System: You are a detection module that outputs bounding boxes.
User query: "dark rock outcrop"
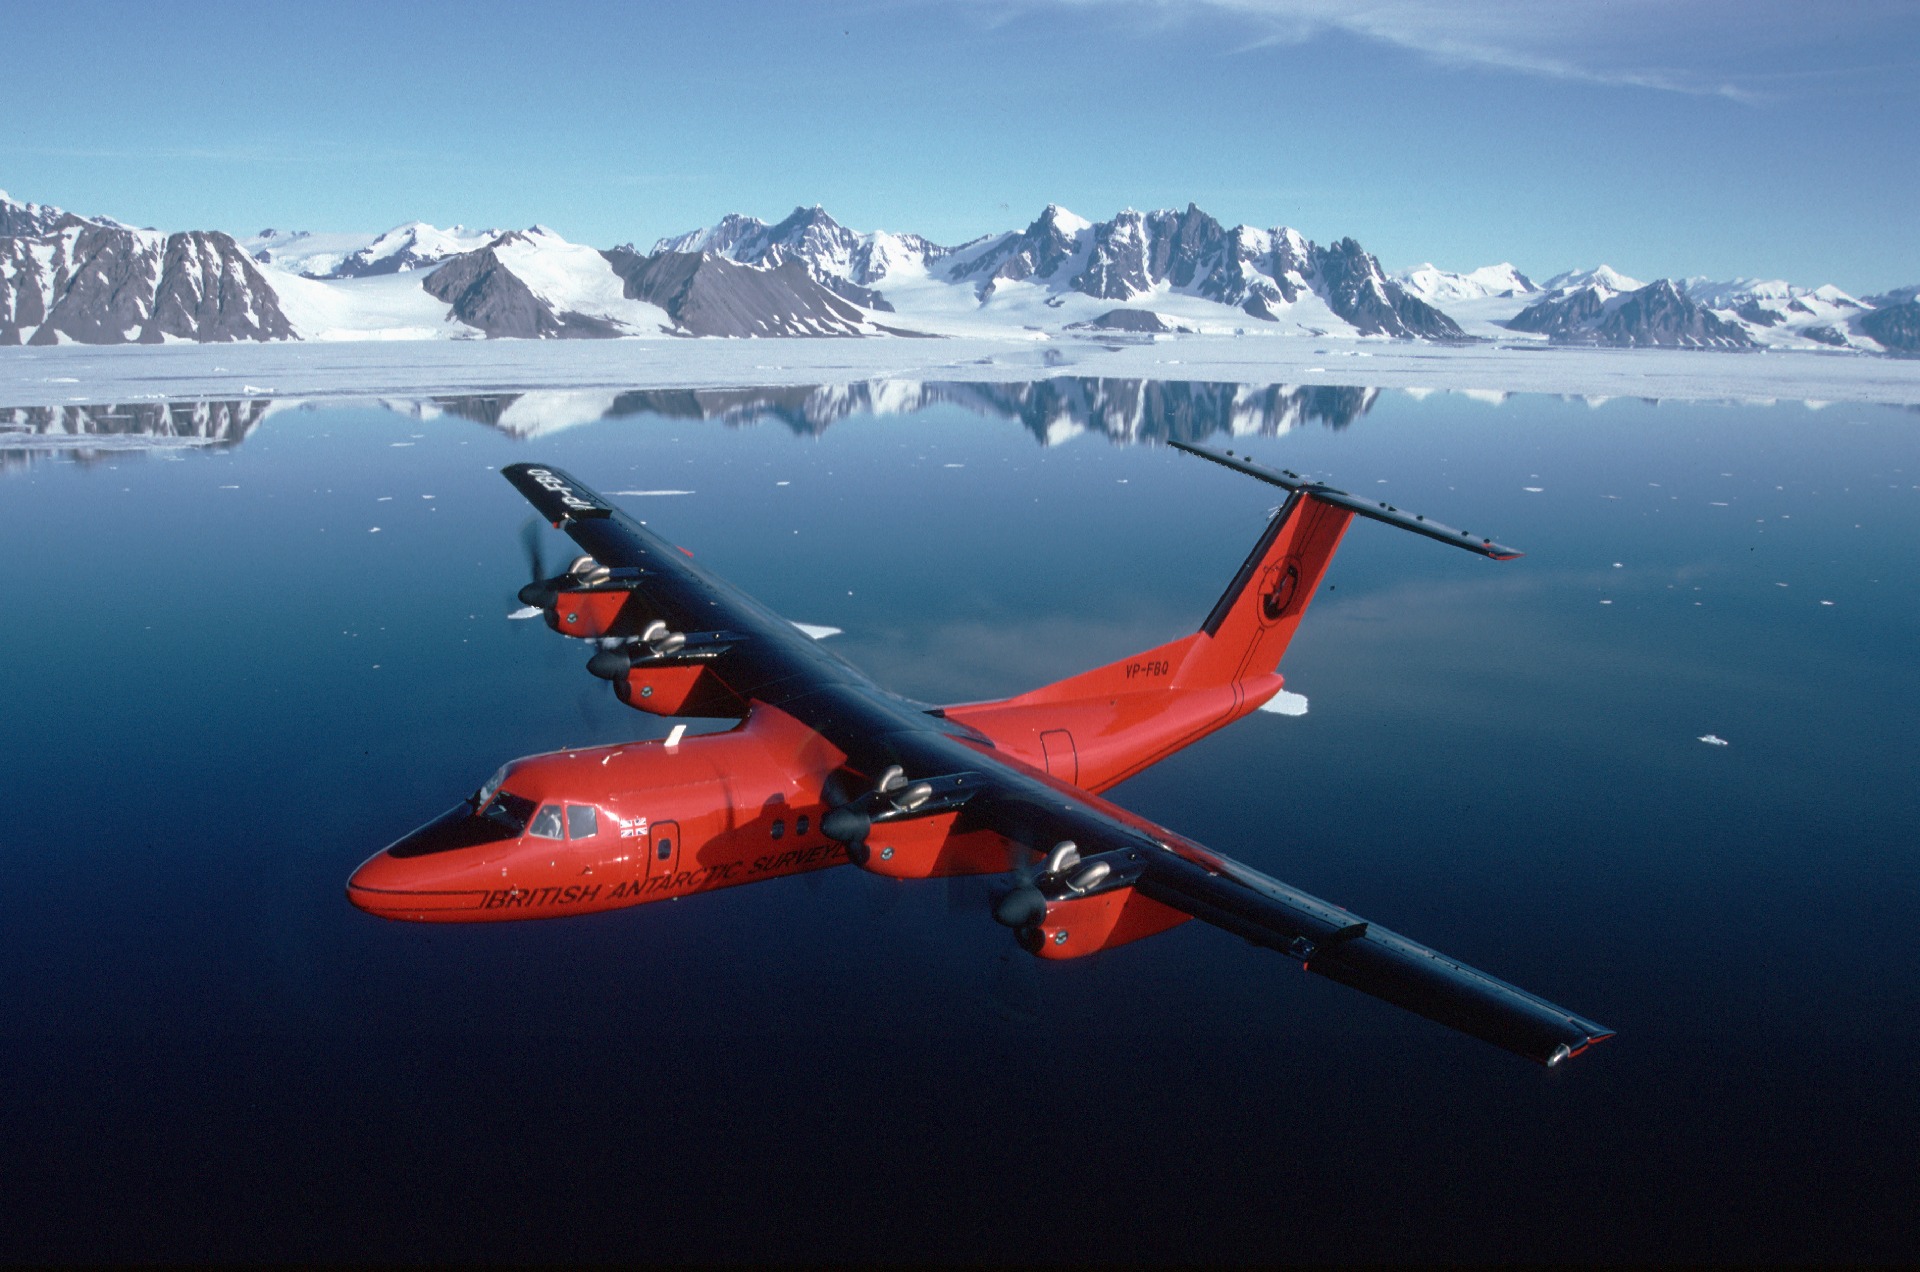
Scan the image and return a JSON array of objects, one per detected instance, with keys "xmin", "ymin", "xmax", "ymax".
[
  {"xmin": 1312, "ymin": 238, "xmax": 1465, "ymax": 339},
  {"xmin": 2, "ymin": 221, "xmax": 294, "ymax": 345},
  {"xmin": 23, "ymin": 224, "xmax": 165, "ymax": 344},
  {"xmin": 603, "ymin": 249, "xmax": 874, "ymax": 337},
  {"xmin": 423, "ymin": 234, "xmax": 624, "ymax": 339},
  {"xmin": 144, "ymin": 232, "xmax": 294, "ymax": 342},
  {"xmin": 1067, "ymin": 308, "xmax": 1186, "ymax": 333},
  {"xmin": 948, "ymin": 205, "xmax": 1086, "ymax": 297},
  {"xmin": 1507, "ymin": 285, "xmax": 1610, "ymax": 338},
  {"xmin": 1509, "ymin": 279, "xmax": 1754, "ymax": 348},
  {"xmin": 1593, "ymin": 280, "xmax": 1754, "ymax": 348},
  {"xmin": 0, "ymin": 192, "xmax": 87, "ymax": 238},
  {"xmin": 1861, "ymin": 301, "xmax": 1920, "ymax": 353},
  {"xmin": 938, "ymin": 204, "xmax": 1459, "ymax": 336},
  {"xmin": 652, "ymin": 205, "xmax": 941, "ymax": 306}
]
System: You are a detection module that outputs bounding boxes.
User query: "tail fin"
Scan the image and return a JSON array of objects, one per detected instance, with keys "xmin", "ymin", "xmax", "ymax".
[
  {"xmin": 941, "ymin": 444, "xmax": 1519, "ymax": 791},
  {"xmin": 1168, "ymin": 441, "xmax": 1521, "ymax": 691},
  {"xmin": 1173, "ymin": 487, "xmax": 1352, "ymax": 691}
]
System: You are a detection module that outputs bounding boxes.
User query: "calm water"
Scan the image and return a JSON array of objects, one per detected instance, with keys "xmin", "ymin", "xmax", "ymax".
[{"xmin": 2, "ymin": 382, "xmax": 1915, "ymax": 1261}]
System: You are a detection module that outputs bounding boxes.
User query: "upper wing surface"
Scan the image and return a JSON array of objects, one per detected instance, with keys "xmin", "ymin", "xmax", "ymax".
[{"xmin": 503, "ymin": 462, "xmax": 883, "ymax": 706}]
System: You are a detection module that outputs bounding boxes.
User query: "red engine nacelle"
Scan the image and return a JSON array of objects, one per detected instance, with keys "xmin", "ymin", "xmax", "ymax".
[
  {"xmin": 613, "ymin": 663, "xmax": 746, "ymax": 718},
  {"xmin": 549, "ymin": 588, "xmax": 633, "ymax": 640},
  {"xmin": 854, "ymin": 812, "xmax": 1023, "ymax": 879},
  {"xmin": 1021, "ymin": 886, "xmax": 1190, "ymax": 960}
]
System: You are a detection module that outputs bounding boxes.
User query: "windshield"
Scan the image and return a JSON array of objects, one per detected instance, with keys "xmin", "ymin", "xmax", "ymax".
[
  {"xmin": 479, "ymin": 790, "xmax": 537, "ymax": 838},
  {"xmin": 475, "ymin": 764, "xmax": 510, "ymax": 806}
]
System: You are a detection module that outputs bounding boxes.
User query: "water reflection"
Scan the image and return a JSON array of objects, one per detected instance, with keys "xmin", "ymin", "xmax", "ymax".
[
  {"xmin": 2, "ymin": 399, "xmax": 273, "ymax": 469},
  {"xmin": 447, "ymin": 380, "xmax": 1380, "ymax": 443},
  {"xmin": 2, "ymin": 378, "xmax": 1379, "ymax": 467}
]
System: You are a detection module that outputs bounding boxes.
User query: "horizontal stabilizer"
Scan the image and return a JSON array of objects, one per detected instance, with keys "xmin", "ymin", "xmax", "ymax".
[{"xmin": 1170, "ymin": 441, "xmax": 1522, "ymax": 560}]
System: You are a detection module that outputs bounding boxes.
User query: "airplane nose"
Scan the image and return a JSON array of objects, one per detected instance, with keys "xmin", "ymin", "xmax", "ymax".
[{"xmin": 347, "ymin": 805, "xmax": 498, "ymax": 920}]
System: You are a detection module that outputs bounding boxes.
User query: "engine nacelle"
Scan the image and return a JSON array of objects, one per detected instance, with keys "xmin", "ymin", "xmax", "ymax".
[
  {"xmin": 855, "ymin": 812, "xmax": 1022, "ymax": 879},
  {"xmin": 550, "ymin": 588, "xmax": 634, "ymax": 640},
  {"xmin": 1019, "ymin": 885, "xmax": 1190, "ymax": 959},
  {"xmin": 613, "ymin": 663, "xmax": 745, "ymax": 718}
]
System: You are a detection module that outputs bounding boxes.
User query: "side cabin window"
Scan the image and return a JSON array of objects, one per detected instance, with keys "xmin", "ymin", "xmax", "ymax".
[
  {"xmin": 770, "ymin": 818, "xmax": 785, "ymax": 840},
  {"xmin": 527, "ymin": 804, "xmax": 565, "ymax": 841},
  {"xmin": 566, "ymin": 805, "xmax": 598, "ymax": 840}
]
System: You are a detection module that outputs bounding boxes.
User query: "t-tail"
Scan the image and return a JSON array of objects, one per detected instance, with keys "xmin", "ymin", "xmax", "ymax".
[{"xmin": 943, "ymin": 443, "xmax": 1521, "ymax": 791}]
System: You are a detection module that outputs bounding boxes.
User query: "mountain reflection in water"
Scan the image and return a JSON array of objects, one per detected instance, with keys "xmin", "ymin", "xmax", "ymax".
[{"xmin": 1, "ymin": 378, "xmax": 1379, "ymax": 468}]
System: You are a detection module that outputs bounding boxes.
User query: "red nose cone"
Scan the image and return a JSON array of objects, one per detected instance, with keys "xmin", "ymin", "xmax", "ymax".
[
  {"xmin": 348, "ymin": 850, "xmax": 494, "ymax": 920},
  {"xmin": 348, "ymin": 804, "xmax": 503, "ymax": 921}
]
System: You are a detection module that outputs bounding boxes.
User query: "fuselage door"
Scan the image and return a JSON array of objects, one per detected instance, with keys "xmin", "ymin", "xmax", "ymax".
[
  {"xmin": 648, "ymin": 820, "xmax": 681, "ymax": 880},
  {"xmin": 1040, "ymin": 730, "xmax": 1078, "ymax": 785}
]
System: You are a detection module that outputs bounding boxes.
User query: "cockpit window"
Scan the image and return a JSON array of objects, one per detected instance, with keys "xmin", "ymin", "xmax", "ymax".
[
  {"xmin": 566, "ymin": 805, "xmax": 599, "ymax": 839},
  {"xmin": 476, "ymin": 764, "xmax": 510, "ymax": 807},
  {"xmin": 479, "ymin": 790, "xmax": 536, "ymax": 838},
  {"xmin": 527, "ymin": 804, "xmax": 565, "ymax": 841}
]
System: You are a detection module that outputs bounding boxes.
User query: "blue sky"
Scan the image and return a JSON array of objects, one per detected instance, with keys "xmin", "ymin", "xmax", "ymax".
[{"xmin": 6, "ymin": 0, "xmax": 1917, "ymax": 292}]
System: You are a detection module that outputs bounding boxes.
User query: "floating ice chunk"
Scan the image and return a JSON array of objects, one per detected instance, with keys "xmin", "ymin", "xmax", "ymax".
[
  {"xmin": 1821, "ymin": 600, "xmax": 1835, "ymax": 606},
  {"xmin": 1260, "ymin": 690, "xmax": 1309, "ymax": 716},
  {"xmin": 1698, "ymin": 734, "xmax": 1729, "ymax": 746},
  {"xmin": 792, "ymin": 623, "xmax": 842, "ymax": 640},
  {"xmin": 508, "ymin": 606, "xmax": 544, "ymax": 620},
  {"xmin": 218, "ymin": 484, "xmax": 239, "ymax": 489},
  {"xmin": 943, "ymin": 463, "xmax": 964, "ymax": 469},
  {"xmin": 1524, "ymin": 486, "xmax": 1544, "ymax": 493},
  {"xmin": 1612, "ymin": 562, "xmax": 1623, "ymax": 568},
  {"xmin": 390, "ymin": 442, "xmax": 413, "ymax": 447},
  {"xmin": 369, "ymin": 527, "xmax": 381, "ymax": 533}
]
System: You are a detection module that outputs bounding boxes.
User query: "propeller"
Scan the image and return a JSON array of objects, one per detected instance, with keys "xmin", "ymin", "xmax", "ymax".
[
  {"xmin": 516, "ymin": 519, "xmax": 556, "ymax": 610},
  {"xmin": 585, "ymin": 619, "xmax": 690, "ymax": 680},
  {"xmin": 821, "ymin": 764, "xmax": 942, "ymax": 865},
  {"xmin": 819, "ymin": 765, "xmax": 897, "ymax": 865},
  {"xmin": 991, "ymin": 840, "xmax": 1075, "ymax": 931}
]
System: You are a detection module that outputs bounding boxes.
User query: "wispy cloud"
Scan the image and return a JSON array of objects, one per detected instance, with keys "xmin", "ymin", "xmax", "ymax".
[
  {"xmin": 0, "ymin": 142, "xmax": 426, "ymax": 165},
  {"xmin": 992, "ymin": 0, "xmax": 1918, "ymax": 103}
]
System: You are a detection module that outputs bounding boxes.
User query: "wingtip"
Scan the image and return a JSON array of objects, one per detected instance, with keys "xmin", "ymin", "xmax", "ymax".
[{"xmin": 1545, "ymin": 1030, "xmax": 1615, "ymax": 1067}]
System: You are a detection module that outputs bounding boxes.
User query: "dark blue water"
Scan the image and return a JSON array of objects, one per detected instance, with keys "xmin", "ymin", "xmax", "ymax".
[{"xmin": 3, "ymin": 385, "xmax": 1915, "ymax": 1261}]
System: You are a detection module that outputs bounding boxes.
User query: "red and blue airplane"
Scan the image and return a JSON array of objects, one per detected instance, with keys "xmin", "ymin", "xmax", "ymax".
[{"xmin": 349, "ymin": 442, "xmax": 1611, "ymax": 1066}]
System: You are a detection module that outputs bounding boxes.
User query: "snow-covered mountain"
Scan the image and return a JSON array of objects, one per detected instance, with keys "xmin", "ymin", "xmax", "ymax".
[
  {"xmin": 244, "ymin": 222, "xmax": 502, "ymax": 278},
  {"xmin": 2, "ymin": 217, "xmax": 293, "ymax": 345},
  {"xmin": 1860, "ymin": 301, "xmax": 1920, "ymax": 353},
  {"xmin": 1394, "ymin": 262, "xmax": 1537, "ymax": 304},
  {"xmin": 653, "ymin": 203, "xmax": 1463, "ymax": 338},
  {"xmin": 1865, "ymin": 284, "xmax": 1920, "ymax": 308},
  {"xmin": 602, "ymin": 247, "xmax": 904, "ymax": 337},
  {"xmin": 651, "ymin": 205, "xmax": 943, "ymax": 309},
  {"xmin": 1508, "ymin": 278, "xmax": 1754, "ymax": 349},
  {"xmin": 0, "ymin": 190, "xmax": 93, "ymax": 238},
  {"xmin": 4, "ymin": 187, "xmax": 1916, "ymax": 352}
]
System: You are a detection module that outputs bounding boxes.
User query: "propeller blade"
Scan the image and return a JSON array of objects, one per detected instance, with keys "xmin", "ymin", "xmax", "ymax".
[{"xmin": 520, "ymin": 518, "xmax": 549, "ymax": 584}]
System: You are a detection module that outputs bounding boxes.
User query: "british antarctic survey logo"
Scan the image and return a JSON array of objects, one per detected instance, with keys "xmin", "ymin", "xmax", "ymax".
[{"xmin": 1261, "ymin": 561, "xmax": 1301, "ymax": 623}]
